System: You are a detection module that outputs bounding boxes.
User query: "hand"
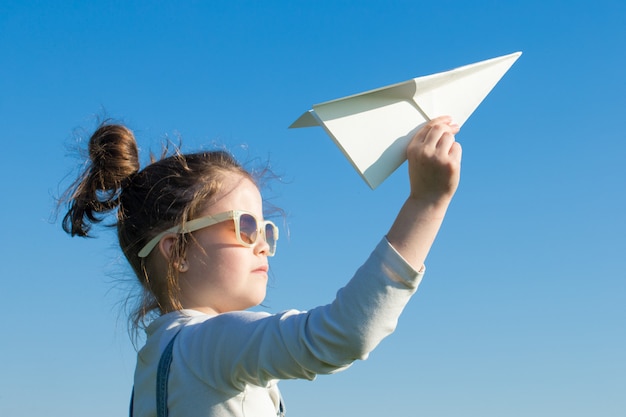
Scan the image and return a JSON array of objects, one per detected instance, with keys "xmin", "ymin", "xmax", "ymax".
[{"xmin": 406, "ymin": 116, "xmax": 462, "ymax": 202}]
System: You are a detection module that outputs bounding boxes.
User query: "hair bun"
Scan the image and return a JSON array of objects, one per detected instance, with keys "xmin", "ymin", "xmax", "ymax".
[
  {"xmin": 88, "ymin": 124, "xmax": 140, "ymax": 189},
  {"xmin": 61, "ymin": 122, "xmax": 141, "ymax": 237}
]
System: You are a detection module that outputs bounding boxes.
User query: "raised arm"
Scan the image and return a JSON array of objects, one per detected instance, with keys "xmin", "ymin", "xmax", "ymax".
[{"xmin": 386, "ymin": 116, "xmax": 462, "ymax": 269}]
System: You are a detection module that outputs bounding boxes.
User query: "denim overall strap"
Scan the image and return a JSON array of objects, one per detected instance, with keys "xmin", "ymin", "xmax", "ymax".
[
  {"xmin": 156, "ymin": 330, "xmax": 182, "ymax": 417},
  {"xmin": 278, "ymin": 394, "xmax": 285, "ymax": 417},
  {"xmin": 129, "ymin": 329, "xmax": 182, "ymax": 417}
]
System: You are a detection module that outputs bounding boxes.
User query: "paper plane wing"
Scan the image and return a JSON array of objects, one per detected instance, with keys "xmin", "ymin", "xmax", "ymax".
[{"xmin": 290, "ymin": 52, "xmax": 522, "ymax": 189}]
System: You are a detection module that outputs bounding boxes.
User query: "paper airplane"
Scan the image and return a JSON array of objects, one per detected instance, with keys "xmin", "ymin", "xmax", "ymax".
[{"xmin": 290, "ymin": 52, "xmax": 522, "ymax": 189}]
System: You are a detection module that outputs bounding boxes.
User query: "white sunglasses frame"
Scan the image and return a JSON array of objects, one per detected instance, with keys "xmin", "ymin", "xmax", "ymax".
[{"xmin": 137, "ymin": 210, "xmax": 279, "ymax": 258}]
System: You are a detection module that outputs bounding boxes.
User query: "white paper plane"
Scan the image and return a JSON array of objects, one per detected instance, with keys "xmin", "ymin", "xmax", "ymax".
[{"xmin": 290, "ymin": 52, "xmax": 522, "ymax": 189}]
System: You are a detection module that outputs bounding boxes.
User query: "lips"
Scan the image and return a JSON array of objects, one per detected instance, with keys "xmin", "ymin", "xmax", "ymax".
[{"xmin": 253, "ymin": 265, "xmax": 269, "ymax": 274}]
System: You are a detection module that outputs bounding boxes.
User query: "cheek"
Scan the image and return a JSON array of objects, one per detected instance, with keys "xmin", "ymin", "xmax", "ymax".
[{"xmin": 188, "ymin": 244, "xmax": 247, "ymax": 280}]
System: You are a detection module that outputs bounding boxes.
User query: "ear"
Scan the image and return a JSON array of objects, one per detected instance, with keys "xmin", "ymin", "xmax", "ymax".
[
  {"xmin": 158, "ymin": 234, "xmax": 189, "ymax": 273},
  {"xmin": 157, "ymin": 234, "xmax": 178, "ymax": 261}
]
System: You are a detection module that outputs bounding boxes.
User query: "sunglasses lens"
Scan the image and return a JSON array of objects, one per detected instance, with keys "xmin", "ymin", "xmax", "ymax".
[
  {"xmin": 238, "ymin": 213, "xmax": 278, "ymax": 255},
  {"xmin": 264, "ymin": 223, "xmax": 277, "ymax": 255},
  {"xmin": 238, "ymin": 213, "xmax": 258, "ymax": 245}
]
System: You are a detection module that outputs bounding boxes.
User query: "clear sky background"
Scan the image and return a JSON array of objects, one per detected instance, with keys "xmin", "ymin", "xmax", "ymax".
[{"xmin": 1, "ymin": 1, "xmax": 625, "ymax": 416}]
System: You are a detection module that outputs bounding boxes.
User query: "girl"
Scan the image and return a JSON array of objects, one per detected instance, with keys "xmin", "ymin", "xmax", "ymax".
[{"xmin": 61, "ymin": 116, "xmax": 461, "ymax": 416}]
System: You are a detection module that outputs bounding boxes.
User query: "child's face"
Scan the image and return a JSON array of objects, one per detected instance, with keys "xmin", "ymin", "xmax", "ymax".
[{"xmin": 178, "ymin": 174, "xmax": 272, "ymax": 314}]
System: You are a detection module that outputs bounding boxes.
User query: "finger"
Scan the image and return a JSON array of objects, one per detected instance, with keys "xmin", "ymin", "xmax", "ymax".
[
  {"xmin": 427, "ymin": 115, "xmax": 453, "ymax": 125},
  {"xmin": 449, "ymin": 141, "xmax": 462, "ymax": 162},
  {"xmin": 422, "ymin": 122, "xmax": 457, "ymax": 147},
  {"xmin": 410, "ymin": 117, "xmax": 459, "ymax": 149},
  {"xmin": 436, "ymin": 131, "xmax": 457, "ymax": 155},
  {"xmin": 426, "ymin": 116, "xmax": 460, "ymax": 132}
]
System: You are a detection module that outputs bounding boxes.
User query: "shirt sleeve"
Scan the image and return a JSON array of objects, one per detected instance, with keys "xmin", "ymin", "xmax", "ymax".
[{"xmin": 176, "ymin": 237, "xmax": 425, "ymax": 392}]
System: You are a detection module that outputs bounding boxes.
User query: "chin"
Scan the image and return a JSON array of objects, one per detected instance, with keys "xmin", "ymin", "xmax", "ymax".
[{"xmin": 251, "ymin": 293, "xmax": 267, "ymax": 308}]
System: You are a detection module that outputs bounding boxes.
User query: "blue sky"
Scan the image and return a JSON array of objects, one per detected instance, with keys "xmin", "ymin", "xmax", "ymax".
[{"xmin": 1, "ymin": 1, "xmax": 624, "ymax": 416}]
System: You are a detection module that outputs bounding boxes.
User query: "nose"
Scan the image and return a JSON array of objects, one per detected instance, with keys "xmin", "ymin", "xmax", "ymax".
[{"xmin": 253, "ymin": 230, "xmax": 270, "ymax": 256}]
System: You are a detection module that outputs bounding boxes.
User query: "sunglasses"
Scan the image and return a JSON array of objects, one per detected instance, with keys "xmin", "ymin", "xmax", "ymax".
[{"xmin": 138, "ymin": 210, "xmax": 279, "ymax": 258}]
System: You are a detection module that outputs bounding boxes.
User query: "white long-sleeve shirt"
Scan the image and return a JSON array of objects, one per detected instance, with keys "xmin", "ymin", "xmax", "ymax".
[{"xmin": 132, "ymin": 238, "xmax": 424, "ymax": 417}]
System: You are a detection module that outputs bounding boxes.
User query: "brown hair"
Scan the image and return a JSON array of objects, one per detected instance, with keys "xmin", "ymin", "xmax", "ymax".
[{"xmin": 61, "ymin": 122, "xmax": 254, "ymax": 331}]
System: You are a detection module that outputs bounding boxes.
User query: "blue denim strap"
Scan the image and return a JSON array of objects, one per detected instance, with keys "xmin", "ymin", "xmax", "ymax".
[
  {"xmin": 129, "ymin": 329, "xmax": 182, "ymax": 417},
  {"xmin": 156, "ymin": 330, "xmax": 182, "ymax": 417},
  {"xmin": 278, "ymin": 394, "xmax": 285, "ymax": 417}
]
